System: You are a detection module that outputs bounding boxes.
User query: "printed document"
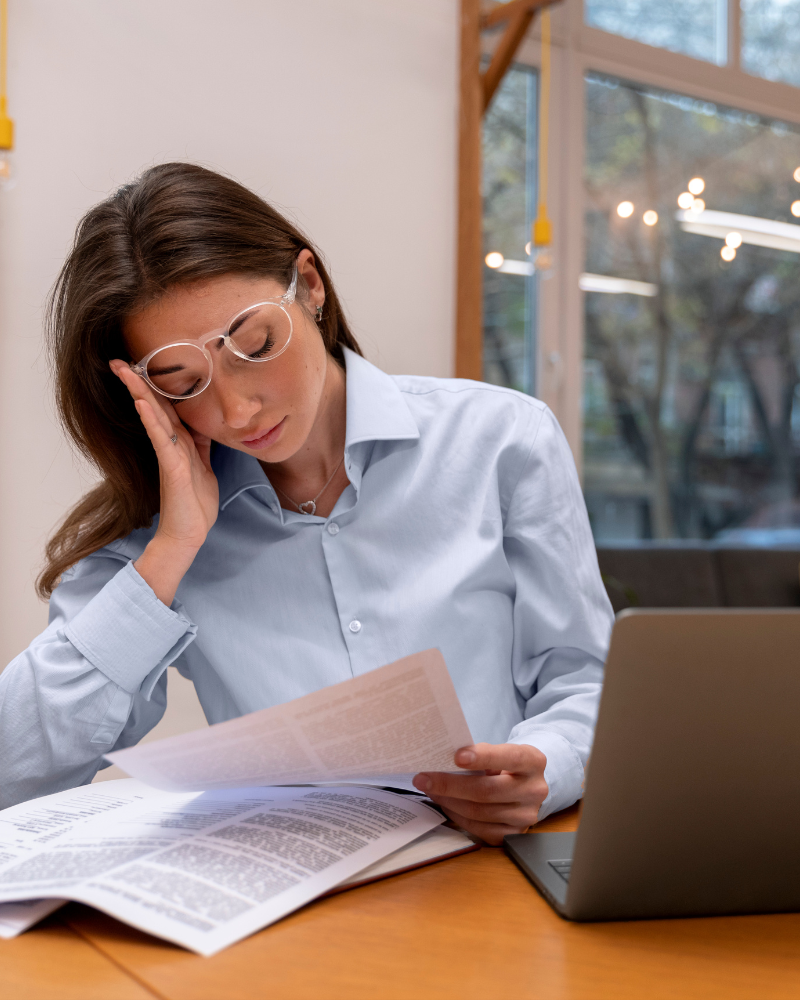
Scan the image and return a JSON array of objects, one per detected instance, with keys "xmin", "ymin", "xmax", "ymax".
[
  {"xmin": 0, "ymin": 782, "xmax": 443, "ymax": 955},
  {"xmin": 107, "ymin": 649, "xmax": 473, "ymax": 792}
]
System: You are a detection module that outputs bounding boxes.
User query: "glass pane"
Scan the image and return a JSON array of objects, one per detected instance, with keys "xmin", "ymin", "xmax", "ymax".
[
  {"xmin": 742, "ymin": 0, "xmax": 800, "ymax": 87},
  {"xmin": 482, "ymin": 66, "xmax": 537, "ymax": 394},
  {"xmin": 584, "ymin": 74, "xmax": 800, "ymax": 545},
  {"xmin": 585, "ymin": 0, "xmax": 726, "ymax": 65}
]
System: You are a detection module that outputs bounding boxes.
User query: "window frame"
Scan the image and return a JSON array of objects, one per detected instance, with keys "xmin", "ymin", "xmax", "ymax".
[{"xmin": 489, "ymin": 0, "xmax": 800, "ymax": 472}]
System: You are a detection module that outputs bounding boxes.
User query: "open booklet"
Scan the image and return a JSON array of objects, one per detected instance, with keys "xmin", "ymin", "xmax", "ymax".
[
  {"xmin": 0, "ymin": 650, "xmax": 478, "ymax": 955},
  {"xmin": 0, "ymin": 779, "xmax": 476, "ymax": 956}
]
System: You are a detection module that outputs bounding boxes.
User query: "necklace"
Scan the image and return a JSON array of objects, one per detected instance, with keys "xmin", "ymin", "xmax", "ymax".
[{"xmin": 273, "ymin": 456, "xmax": 345, "ymax": 516}]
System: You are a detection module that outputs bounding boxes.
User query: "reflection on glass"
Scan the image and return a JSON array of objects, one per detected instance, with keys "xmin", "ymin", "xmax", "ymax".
[
  {"xmin": 482, "ymin": 66, "xmax": 537, "ymax": 394},
  {"xmin": 584, "ymin": 0, "xmax": 727, "ymax": 64},
  {"xmin": 742, "ymin": 0, "xmax": 800, "ymax": 87},
  {"xmin": 584, "ymin": 74, "xmax": 800, "ymax": 544}
]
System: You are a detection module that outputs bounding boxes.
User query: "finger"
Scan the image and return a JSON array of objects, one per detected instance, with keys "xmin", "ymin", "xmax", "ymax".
[
  {"xmin": 432, "ymin": 795, "xmax": 535, "ymax": 827},
  {"xmin": 438, "ymin": 806, "xmax": 530, "ymax": 848},
  {"xmin": 454, "ymin": 742, "xmax": 546, "ymax": 775},
  {"xmin": 111, "ymin": 361, "xmax": 181, "ymax": 431},
  {"xmin": 188, "ymin": 428, "xmax": 213, "ymax": 471},
  {"xmin": 413, "ymin": 770, "xmax": 522, "ymax": 804},
  {"xmin": 134, "ymin": 399, "xmax": 185, "ymax": 471}
]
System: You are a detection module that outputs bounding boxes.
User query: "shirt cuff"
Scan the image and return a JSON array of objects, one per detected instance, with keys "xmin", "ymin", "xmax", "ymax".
[
  {"xmin": 64, "ymin": 560, "xmax": 198, "ymax": 697},
  {"xmin": 507, "ymin": 729, "xmax": 585, "ymax": 821}
]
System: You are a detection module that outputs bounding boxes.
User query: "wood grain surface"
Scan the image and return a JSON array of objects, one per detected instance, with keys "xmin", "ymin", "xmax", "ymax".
[
  {"xmin": 6, "ymin": 802, "xmax": 800, "ymax": 1000},
  {"xmin": 0, "ymin": 915, "xmax": 158, "ymax": 999}
]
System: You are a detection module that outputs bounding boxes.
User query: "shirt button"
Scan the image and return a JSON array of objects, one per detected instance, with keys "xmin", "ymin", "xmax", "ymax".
[
  {"xmin": 327, "ymin": 522, "xmax": 340, "ymax": 535},
  {"xmin": 349, "ymin": 620, "xmax": 362, "ymax": 633}
]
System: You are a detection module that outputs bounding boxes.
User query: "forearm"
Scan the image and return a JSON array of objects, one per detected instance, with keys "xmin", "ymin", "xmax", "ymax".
[{"xmin": 0, "ymin": 559, "xmax": 198, "ymax": 808}]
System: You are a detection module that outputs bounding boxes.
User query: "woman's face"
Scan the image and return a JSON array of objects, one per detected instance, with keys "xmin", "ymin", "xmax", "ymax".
[{"xmin": 122, "ymin": 252, "xmax": 330, "ymax": 463}]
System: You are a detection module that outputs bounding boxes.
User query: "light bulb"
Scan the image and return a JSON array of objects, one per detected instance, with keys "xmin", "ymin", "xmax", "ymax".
[
  {"xmin": 677, "ymin": 191, "xmax": 694, "ymax": 209},
  {"xmin": 725, "ymin": 232, "xmax": 742, "ymax": 248},
  {"xmin": 532, "ymin": 246, "xmax": 555, "ymax": 277},
  {"xmin": 688, "ymin": 177, "xmax": 705, "ymax": 195},
  {"xmin": 0, "ymin": 149, "xmax": 15, "ymax": 191},
  {"xmin": 792, "ymin": 201, "xmax": 800, "ymax": 218},
  {"xmin": 525, "ymin": 242, "xmax": 532, "ymax": 256},
  {"xmin": 689, "ymin": 197, "xmax": 705, "ymax": 214},
  {"xmin": 643, "ymin": 210, "xmax": 658, "ymax": 226},
  {"xmin": 721, "ymin": 245, "xmax": 736, "ymax": 261},
  {"xmin": 485, "ymin": 252, "xmax": 504, "ymax": 269},
  {"xmin": 616, "ymin": 201, "xmax": 634, "ymax": 218},
  {"xmin": 794, "ymin": 166, "xmax": 800, "ymax": 183}
]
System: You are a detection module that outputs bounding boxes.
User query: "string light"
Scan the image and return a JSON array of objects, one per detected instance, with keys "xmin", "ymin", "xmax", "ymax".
[
  {"xmin": 0, "ymin": 0, "xmax": 15, "ymax": 191},
  {"xmin": 725, "ymin": 232, "xmax": 742, "ymax": 248},
  {"xmin": 689, "ymin": 197, "xmax": 705, "ymax": 214},
  {"xmin": 643, "ymin": 210, "xmax": 658, "ymax": 226},
  {"xmin": 792, "ymin": 201, "xmax": 800, "ymax": 218},
  {"xmin": 616, "ymin": 201, "xmax": 634, "ymax": 218},
  {"xmin": 485, "ymin": 252, "xmax": 504, "ymax": 269},
  {"xmin": 688, "ymin": 177, "xmax": 705, "ymax": 195},
  {"xmin": 677, "ymin": 192, "xmax": 694, "ymax": 209},
  {"xmin": 721, "ymin": 245, "xmax": 736, "ymax": 261},
  {"xmin": 794, "ymin": 167, "xmax": 800, "ymax": 183},
  {"xmin": 525, "ymin": 242, "xmax": 531, "ymax": 256}
]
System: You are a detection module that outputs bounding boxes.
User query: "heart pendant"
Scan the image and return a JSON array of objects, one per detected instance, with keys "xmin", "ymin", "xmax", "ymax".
[{"xmin": 298, "ymin": 500, "xmax": 317, "ymax": 515}]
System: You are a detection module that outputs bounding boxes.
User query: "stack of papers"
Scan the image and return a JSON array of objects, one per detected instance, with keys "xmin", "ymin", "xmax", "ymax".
[{"xmin": 0, "ymin": 649, "xmax": 477, "ymax": 955}]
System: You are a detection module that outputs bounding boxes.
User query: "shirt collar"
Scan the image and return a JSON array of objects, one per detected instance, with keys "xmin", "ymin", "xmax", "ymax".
[{"xmin": 216, "ymin": 347, "xmax": 419, "ymax": 511}]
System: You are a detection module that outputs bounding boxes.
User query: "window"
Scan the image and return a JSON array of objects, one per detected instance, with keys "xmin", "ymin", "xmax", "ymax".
[
  {"xmin": 742, "ymin": 0, "xmax": 800, "ymax": 87},
  {"xmin": 482, "ymin": 66, "xmax": 538, "ymax": 395},
  {"xmin": 583, "ymin": 73, "xmax": 800, "ymax": 541},
  {"xmin": 584, "ymin": 0, "xmax": 727, "ymax": 64}
]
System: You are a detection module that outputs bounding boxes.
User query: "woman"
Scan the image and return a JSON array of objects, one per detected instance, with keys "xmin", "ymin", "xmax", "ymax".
[{"xmin": 0, "ymin": 164, "xmax": 613, "ymax": 843}]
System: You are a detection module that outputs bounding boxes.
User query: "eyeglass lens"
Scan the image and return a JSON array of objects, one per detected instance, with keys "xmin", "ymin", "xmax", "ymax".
[{"xmin": 145, "ymin": 304, "xmax": 292, "ymax": 398}]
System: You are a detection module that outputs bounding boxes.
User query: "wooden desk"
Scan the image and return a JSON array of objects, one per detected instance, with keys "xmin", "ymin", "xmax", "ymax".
[{"xmin": 4, "ymin": 804, "xmax": 800, "ymax": 1000}]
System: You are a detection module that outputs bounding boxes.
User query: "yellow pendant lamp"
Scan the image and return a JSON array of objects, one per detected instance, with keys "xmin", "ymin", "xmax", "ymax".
[
  {"xmin": 532, "ymin": 8, "xmax": 553, "ymax": 273},
  {"xmin": 0, "ymin": 0, "xmax": 15, "ymax": 190}
]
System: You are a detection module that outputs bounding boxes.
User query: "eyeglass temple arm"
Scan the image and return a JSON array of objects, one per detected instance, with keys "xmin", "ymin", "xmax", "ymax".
[{"xmin": 282, "ymin": 262, "xmax": 299, "ymax": 304}]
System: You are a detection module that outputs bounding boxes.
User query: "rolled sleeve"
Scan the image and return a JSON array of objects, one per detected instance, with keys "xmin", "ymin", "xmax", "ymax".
[{"xmin": 64, "ymin": 560, "xmax": 197, "ymax": 695}]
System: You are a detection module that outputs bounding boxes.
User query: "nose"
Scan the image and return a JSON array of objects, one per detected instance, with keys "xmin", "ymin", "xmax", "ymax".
[{"xmin": 216, "ymin": 381, "xmax": 262, "ymax": 429}]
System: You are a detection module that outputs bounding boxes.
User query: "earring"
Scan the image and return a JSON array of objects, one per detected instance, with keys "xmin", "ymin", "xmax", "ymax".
[{"xmin": 315, "ymin": 305, "xmax": 324, "ymax": 323}]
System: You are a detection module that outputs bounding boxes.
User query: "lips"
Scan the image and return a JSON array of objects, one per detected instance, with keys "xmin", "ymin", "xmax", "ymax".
[{"xmin": 241, "ymin": 417, "xmax": 286, "ymax": 450}]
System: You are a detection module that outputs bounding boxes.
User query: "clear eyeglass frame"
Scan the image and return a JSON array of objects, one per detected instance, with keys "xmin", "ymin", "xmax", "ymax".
[{"xmin": 129, "ymin": 263, "xmax": 299, "ymax": 400}]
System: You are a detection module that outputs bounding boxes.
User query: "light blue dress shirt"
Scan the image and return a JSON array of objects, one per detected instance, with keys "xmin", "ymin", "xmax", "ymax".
[{"xmin": 0, "ymin": 349, "xmax": 614, "ymax": 815}]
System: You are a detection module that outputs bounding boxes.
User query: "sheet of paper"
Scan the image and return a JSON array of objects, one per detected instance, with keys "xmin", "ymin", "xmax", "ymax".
[
  {"xmin": 106, "ymin": 648, "xmax": 474, "ymax": 793},
  {"xmin": 0, "ymin": 779, "xmax": 176, "ymax": 937},
  {"xmin": 0, "ymin": 783, "xmax": 443, "ymax": 955}
]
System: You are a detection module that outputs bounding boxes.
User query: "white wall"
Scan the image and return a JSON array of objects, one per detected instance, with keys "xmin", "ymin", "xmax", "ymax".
[{"xmin": 0, "ymin": 0, "xmax": 458, "ymax": 673}]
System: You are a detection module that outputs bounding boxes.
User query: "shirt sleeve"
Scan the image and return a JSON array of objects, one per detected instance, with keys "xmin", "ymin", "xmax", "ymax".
[
  {"xmin": 503, "ymin": 406, "xmax": 614, "ymax": 820},
  {"xmin": 0, "ymin": 549, "xmax": 198, "ymax": 809}
]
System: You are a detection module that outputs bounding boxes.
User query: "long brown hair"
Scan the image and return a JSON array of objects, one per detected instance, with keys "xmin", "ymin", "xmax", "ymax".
[{"xmin": 38, "ymin": 162, "xmax": 362, "ymax": 598}]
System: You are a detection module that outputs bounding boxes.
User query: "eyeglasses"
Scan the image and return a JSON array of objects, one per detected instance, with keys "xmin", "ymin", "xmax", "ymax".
[{"xmin": 129, "ymin": 264, "xmax": 298, "ymax": 400}]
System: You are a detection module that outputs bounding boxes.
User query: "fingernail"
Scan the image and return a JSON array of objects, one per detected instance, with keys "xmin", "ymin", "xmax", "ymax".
[
  {"xmin": 413, "ymin": 776, "xmax": 432, "ymax": 793},
  {"xmin": 457, "ymin": 749, "xmax": 476, "ymax": 766}
]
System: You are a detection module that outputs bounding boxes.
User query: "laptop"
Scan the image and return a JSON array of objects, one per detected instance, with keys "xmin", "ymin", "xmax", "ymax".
[{"xmin": 504, "ymin": 608, "xmax": 800, "ymax": 921}]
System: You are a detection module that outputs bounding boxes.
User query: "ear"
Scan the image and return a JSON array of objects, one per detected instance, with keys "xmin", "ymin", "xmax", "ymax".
[{"xmin": 296, "ymin": 249, "xmax": 325, "ymax": 309}]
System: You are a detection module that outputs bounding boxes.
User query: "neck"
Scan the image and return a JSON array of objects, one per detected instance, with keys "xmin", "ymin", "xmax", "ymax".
[{"xmin": 261, "ymin": 354, "xmax": 347, "ymax": 490}]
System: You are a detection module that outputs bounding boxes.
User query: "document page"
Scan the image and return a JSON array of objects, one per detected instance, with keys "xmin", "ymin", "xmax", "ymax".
[
  {"xmin": 107, "ymin": 649, "xmax": 474, "ymax": 793},
  {"xmin": 0, "ymin": 783, "xmax": 443, "ymax": 956},
  {"xmin": 0, "ymin": 779, "xmax": 176, "ymax": 938}
]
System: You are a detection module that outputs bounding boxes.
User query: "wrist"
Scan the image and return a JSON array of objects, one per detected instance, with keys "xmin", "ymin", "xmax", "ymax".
[{"xmin": 134, "ymin": 536, "xmax": 200, "ymax": 606}]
